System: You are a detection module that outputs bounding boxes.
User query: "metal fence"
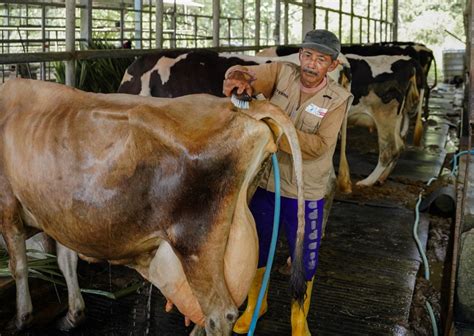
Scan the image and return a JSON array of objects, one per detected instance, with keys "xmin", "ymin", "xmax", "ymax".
[{"xmin": 0, "ymin": 0, "xmax": 396, "ymax": 84}]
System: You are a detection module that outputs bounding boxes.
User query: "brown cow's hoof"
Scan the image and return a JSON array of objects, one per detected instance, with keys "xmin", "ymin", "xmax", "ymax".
[
  {"xmin": 56, "ymin": 310, "xmax": 86, "ymax": 331},
  {"xmin": 15, "ymin": 312, "xmax": 33, "ymax": 330}
]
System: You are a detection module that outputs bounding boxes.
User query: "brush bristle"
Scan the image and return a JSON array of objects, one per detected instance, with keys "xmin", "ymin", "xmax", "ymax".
[
  {"xmin": 230, "ymin": 88, "xmax": 252, "ymax": 110},
  {"xmin": 231, "ymin": 94, "xmax": 250, "ymax": 109}
]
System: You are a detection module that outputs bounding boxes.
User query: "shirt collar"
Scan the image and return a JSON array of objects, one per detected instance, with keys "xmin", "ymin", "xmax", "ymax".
[{"xmin": 300, "ymin": 76, "xmax": 327, "ymax": 94}]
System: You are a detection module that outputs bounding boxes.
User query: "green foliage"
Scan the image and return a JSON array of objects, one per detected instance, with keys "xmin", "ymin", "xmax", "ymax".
[
  {"xmin": 398, "ymin": 0, "xmax": 465, "ymax": 46},
  {"xmin": 53, "ymin": 40, "xmax": 134, "ymax": 93}
]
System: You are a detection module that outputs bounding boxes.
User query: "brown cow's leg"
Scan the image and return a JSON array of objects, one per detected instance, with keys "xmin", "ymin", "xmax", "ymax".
[
  {"xmin": 190, "ymin": 324, "xmax": 206, "ymax": 336},
  {"xmin": 1, "ymin": 199, "xmax": 33, "ymax": 330},
  {"xmin": 55, "ymin": 242, "xmax": 85, "ymax": 330}
]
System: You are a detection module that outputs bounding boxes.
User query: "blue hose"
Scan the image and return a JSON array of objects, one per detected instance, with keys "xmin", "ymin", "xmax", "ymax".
[
  {"xmin": 450, "ymin": 149, "xmax": 474, "ymax": 176},
  {"xmin": 411, "ymin": 149, "xmax": 474, "ymax": 335},
  {"xmin": 248, "ymin": 153, "xmax": 281, "ymax": 336}
]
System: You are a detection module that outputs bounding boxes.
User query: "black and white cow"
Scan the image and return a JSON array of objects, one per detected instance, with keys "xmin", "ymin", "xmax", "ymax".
[
  {"xmin": 118, "ymin": 49, "xmax": 353, "ymax": 193},
  {"xmin": 344, "ymin": 53, "xmax": 420, "ymax": 186},
  {"xmin": 256, "ymin": 46, "xmax": 423, "ymax": 186}
]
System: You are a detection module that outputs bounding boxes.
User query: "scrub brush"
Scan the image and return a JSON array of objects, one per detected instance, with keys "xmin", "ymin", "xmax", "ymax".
[{"xmin": 231, "ymin": 88, "xmax": 252, "ymax": 110}]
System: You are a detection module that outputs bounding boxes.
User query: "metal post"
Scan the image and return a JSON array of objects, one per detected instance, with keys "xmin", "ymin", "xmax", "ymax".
[
  {"xmin": 65, "ymin": 0, "xmax": 75, "ymax": 87},
  {"xmin": 283, "ymin": 2, "xmax": 288, "ymax": 44},
  {"xmin": 350, "ymin": 0, "xmax": 354, "ymax": 43},
  {"xmin": 41, "ymin": 4, "xmax": 46, "ymax": 80},
  {"xmin": 171, "ymin": 1, "xmax": 177, "ymax": 48},
  {"xmin": 155, "ymin": 0, "xmax": 163, "ymax": 48},
  {"xmin": 134, "ymin": 0, "xmax": 142, "ymax": 49},
  {"xmin": 80, "ymin": 0, "xmax": 92, "ymax": 46},
  {"xmin": 385, "ymin": 0, "xmax": 388, "ymax": 41},
  {"xmin": 392, "ymin": 0, "xmax": 398, "ymax": 41},
  {"xmin": 338, "ymin": 0, "xmax": 342, "ymax": 40},
  {"xmin": 379, "ymin": 0, "xmax": 383, "ymax": 42},
  {"xmin": 325, "ymin": 9, "xmax": 328, "ymax": 30},
  {"xmin": 367, "ymin": 0, "xmax": 371, "ymax": 43},
  {"xmin": 255, "ymin": 0, "xmax": 261, "ymax": 46},
  {"xmin": 120, "ymin": 5, "xmax": 125, "ymax": 46},
  {"xmin": 274, "ymin": 0, "xmax": 280, "ymax": 45},
  {"xmin": 241, "ymin": 0, "xmax": 245, "ymax": 46},
  {"xmin": 212, "ymin": 0, "xmax": 220, "ymax": 47},
  {"xmin": 302, "ymin": 0, "xmax": 314, "ymax": 36}
]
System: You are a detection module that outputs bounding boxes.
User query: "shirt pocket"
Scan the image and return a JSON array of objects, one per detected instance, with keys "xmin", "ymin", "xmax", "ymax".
[{"xmin": 300, "ymin": 111, "xmax": 322, "ymax": 133}]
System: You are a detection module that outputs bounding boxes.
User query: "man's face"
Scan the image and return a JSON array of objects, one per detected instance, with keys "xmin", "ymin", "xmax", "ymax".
[{"xmin": 298, "ymin": 48, "xmax": 338, "ymax": 88}]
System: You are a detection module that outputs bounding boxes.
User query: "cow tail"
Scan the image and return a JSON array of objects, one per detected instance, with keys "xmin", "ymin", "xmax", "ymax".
[{"xmin": 243, "ymin": 101, "xmax": 307, "ymax": 304}]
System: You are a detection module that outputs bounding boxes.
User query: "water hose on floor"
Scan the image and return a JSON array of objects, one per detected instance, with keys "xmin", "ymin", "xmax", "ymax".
[
  {"xmin": 413, "ymin": 149, "xmax": 473, "ymax": 335},
  {"xmin": 414, "ymin": 190, "xmax": 438, "ymax": 336},
  {"xmin": 248, "ymin": 153, "xmax": 281, "ymax": 336}
]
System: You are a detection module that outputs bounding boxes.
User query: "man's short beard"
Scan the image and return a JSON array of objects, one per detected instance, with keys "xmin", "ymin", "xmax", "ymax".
[{"xmin": 302, "ymin": 67, "xmax": 318, "ymax": 76}]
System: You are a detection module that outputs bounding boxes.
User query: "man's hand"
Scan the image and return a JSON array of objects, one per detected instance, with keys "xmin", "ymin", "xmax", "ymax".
[{"xmin": 223, "ymin": 69, "xmax": 255, "ymax": 97}]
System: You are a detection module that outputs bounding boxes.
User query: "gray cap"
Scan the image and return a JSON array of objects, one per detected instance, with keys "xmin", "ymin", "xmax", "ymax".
[{"xmin": 300, "ymin": 29, "xmax": 340, "ymax": 60}]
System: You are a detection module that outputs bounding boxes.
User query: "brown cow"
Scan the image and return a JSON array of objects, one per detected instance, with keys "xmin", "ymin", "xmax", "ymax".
[{"xmin": 0, "ymin": 79, "xmax": 305, "ymax": 335}]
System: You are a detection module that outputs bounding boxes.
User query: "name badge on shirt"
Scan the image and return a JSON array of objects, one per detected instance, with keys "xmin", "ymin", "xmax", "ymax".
[{"xmin": 305, "ymin": 103, "xmax": 328, "ymax": 118}]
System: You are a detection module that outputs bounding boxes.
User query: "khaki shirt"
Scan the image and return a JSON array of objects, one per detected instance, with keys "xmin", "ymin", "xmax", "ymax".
[{"xmin": 227, "ymin": 62, "xmax": 353, "ymax": 200}]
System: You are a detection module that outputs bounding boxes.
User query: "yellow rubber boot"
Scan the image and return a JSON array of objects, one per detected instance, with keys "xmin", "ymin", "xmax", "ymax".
[
  {"xmin": 291, "ymin": 277, "xmax": 314, "ymax": 336},
  {"xmin": 233, "ymin": 267, "xmax": 268, "ymax": 334}
]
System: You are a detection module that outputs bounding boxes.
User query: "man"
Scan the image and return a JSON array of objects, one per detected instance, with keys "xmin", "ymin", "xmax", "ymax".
[{"xmin": 223, "ymin": 29, "xmax": 353, "ymax": 335}]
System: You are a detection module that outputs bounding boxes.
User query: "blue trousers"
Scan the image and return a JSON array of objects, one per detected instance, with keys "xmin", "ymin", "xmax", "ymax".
[{"xmin": 249, "ymin": 187, "xmax": 324, "ymax": 281}]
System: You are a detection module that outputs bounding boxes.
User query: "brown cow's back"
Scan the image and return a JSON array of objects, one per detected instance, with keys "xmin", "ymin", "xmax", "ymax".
[{"xmin": 0, "ymin": 79, "xmax": 256, "ymax": 260}]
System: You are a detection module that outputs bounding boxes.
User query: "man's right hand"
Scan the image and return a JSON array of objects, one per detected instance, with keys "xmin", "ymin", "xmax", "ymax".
[{"xmin": 223, "ymin": 69, "xmax": 254, "ymax": 97}]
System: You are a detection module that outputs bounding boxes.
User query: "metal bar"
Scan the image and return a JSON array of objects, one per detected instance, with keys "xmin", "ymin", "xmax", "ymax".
[
  {"xmin": 274, "ymin": 0, "xmax": 280, "ymax": 44},
  {"xmin": 325, "ymin": 9, "xmax": 328, "ymax": 30},
  {"xmin": 0, "ymin": 46, "xmax": 275, "ymax": 65},
  {"xmin": 212, "ymin": 0, "xmax": 220, "ymax": 47},
  {"xmin": 148, "ymin": 3, "xmax": 152, "ymax": 48},
  {"xmin": 134, "ymin": 0, "xmax": 142, "ymax": 49},
  {"xmin": 193, "ymin": 15, "xmax": 197, "ymax": 48},
  {"xmin": 385, "ymin": 0, "xmax": 388, "ymax": 40},
  {"xmin": 392, "ymin": 0, "xmax": 398, "ymax": 41},
  {"xmin": 338, "ymin": 0, "xmax": 342, "ymax": 39},
  {"xmin": 255, "ymin": 0, "xmax": 261, "ymax": 46},
  {"xmin": 40, "ymin": 4, "xmax": 46, "ymax": 80},
  {"xmin": 283, "ymin": 1, "xmax": 288, "ymax": 44},
  {"xmin": 379, "ymin": 0, "xmax": 382, "ymax": 42},
  {"xmin": 302, "ymin": 0, "xmax": 314, "ymax": 36},
  {"xmin": 120, "ymin": 5, "xmax": 125, "ymax": 46},
  {"xmin": 171, "ymin": 1, "xmax": 177, "ymax": 48},
  {"xmin": 80, "ymin": 0, "xmax": 92, "ymax": 46},
  {"xmin": 367, "ymin": 0, "xmax": 371, "ymax": 43},
  {"xmin": 241, "ymin": 0, "xmax": 245, "ymax": 47},
  {"xmin": 284, "ymin": 0, "xmax": 311, "ymax": 8},
  {"xmin": 156, "ymin": 0, "xmax": 163, "ymax": 48},
  {"xmin": 227, "ymin": 17, "xmax": 230, "ymax": 45},
  {"xmin": 350, "ymin": 0, "xmax": 354, "ymax": 43},
  {"xmin": 65, "ymin": 0, "xmax": 75, "ymax": 87}
]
